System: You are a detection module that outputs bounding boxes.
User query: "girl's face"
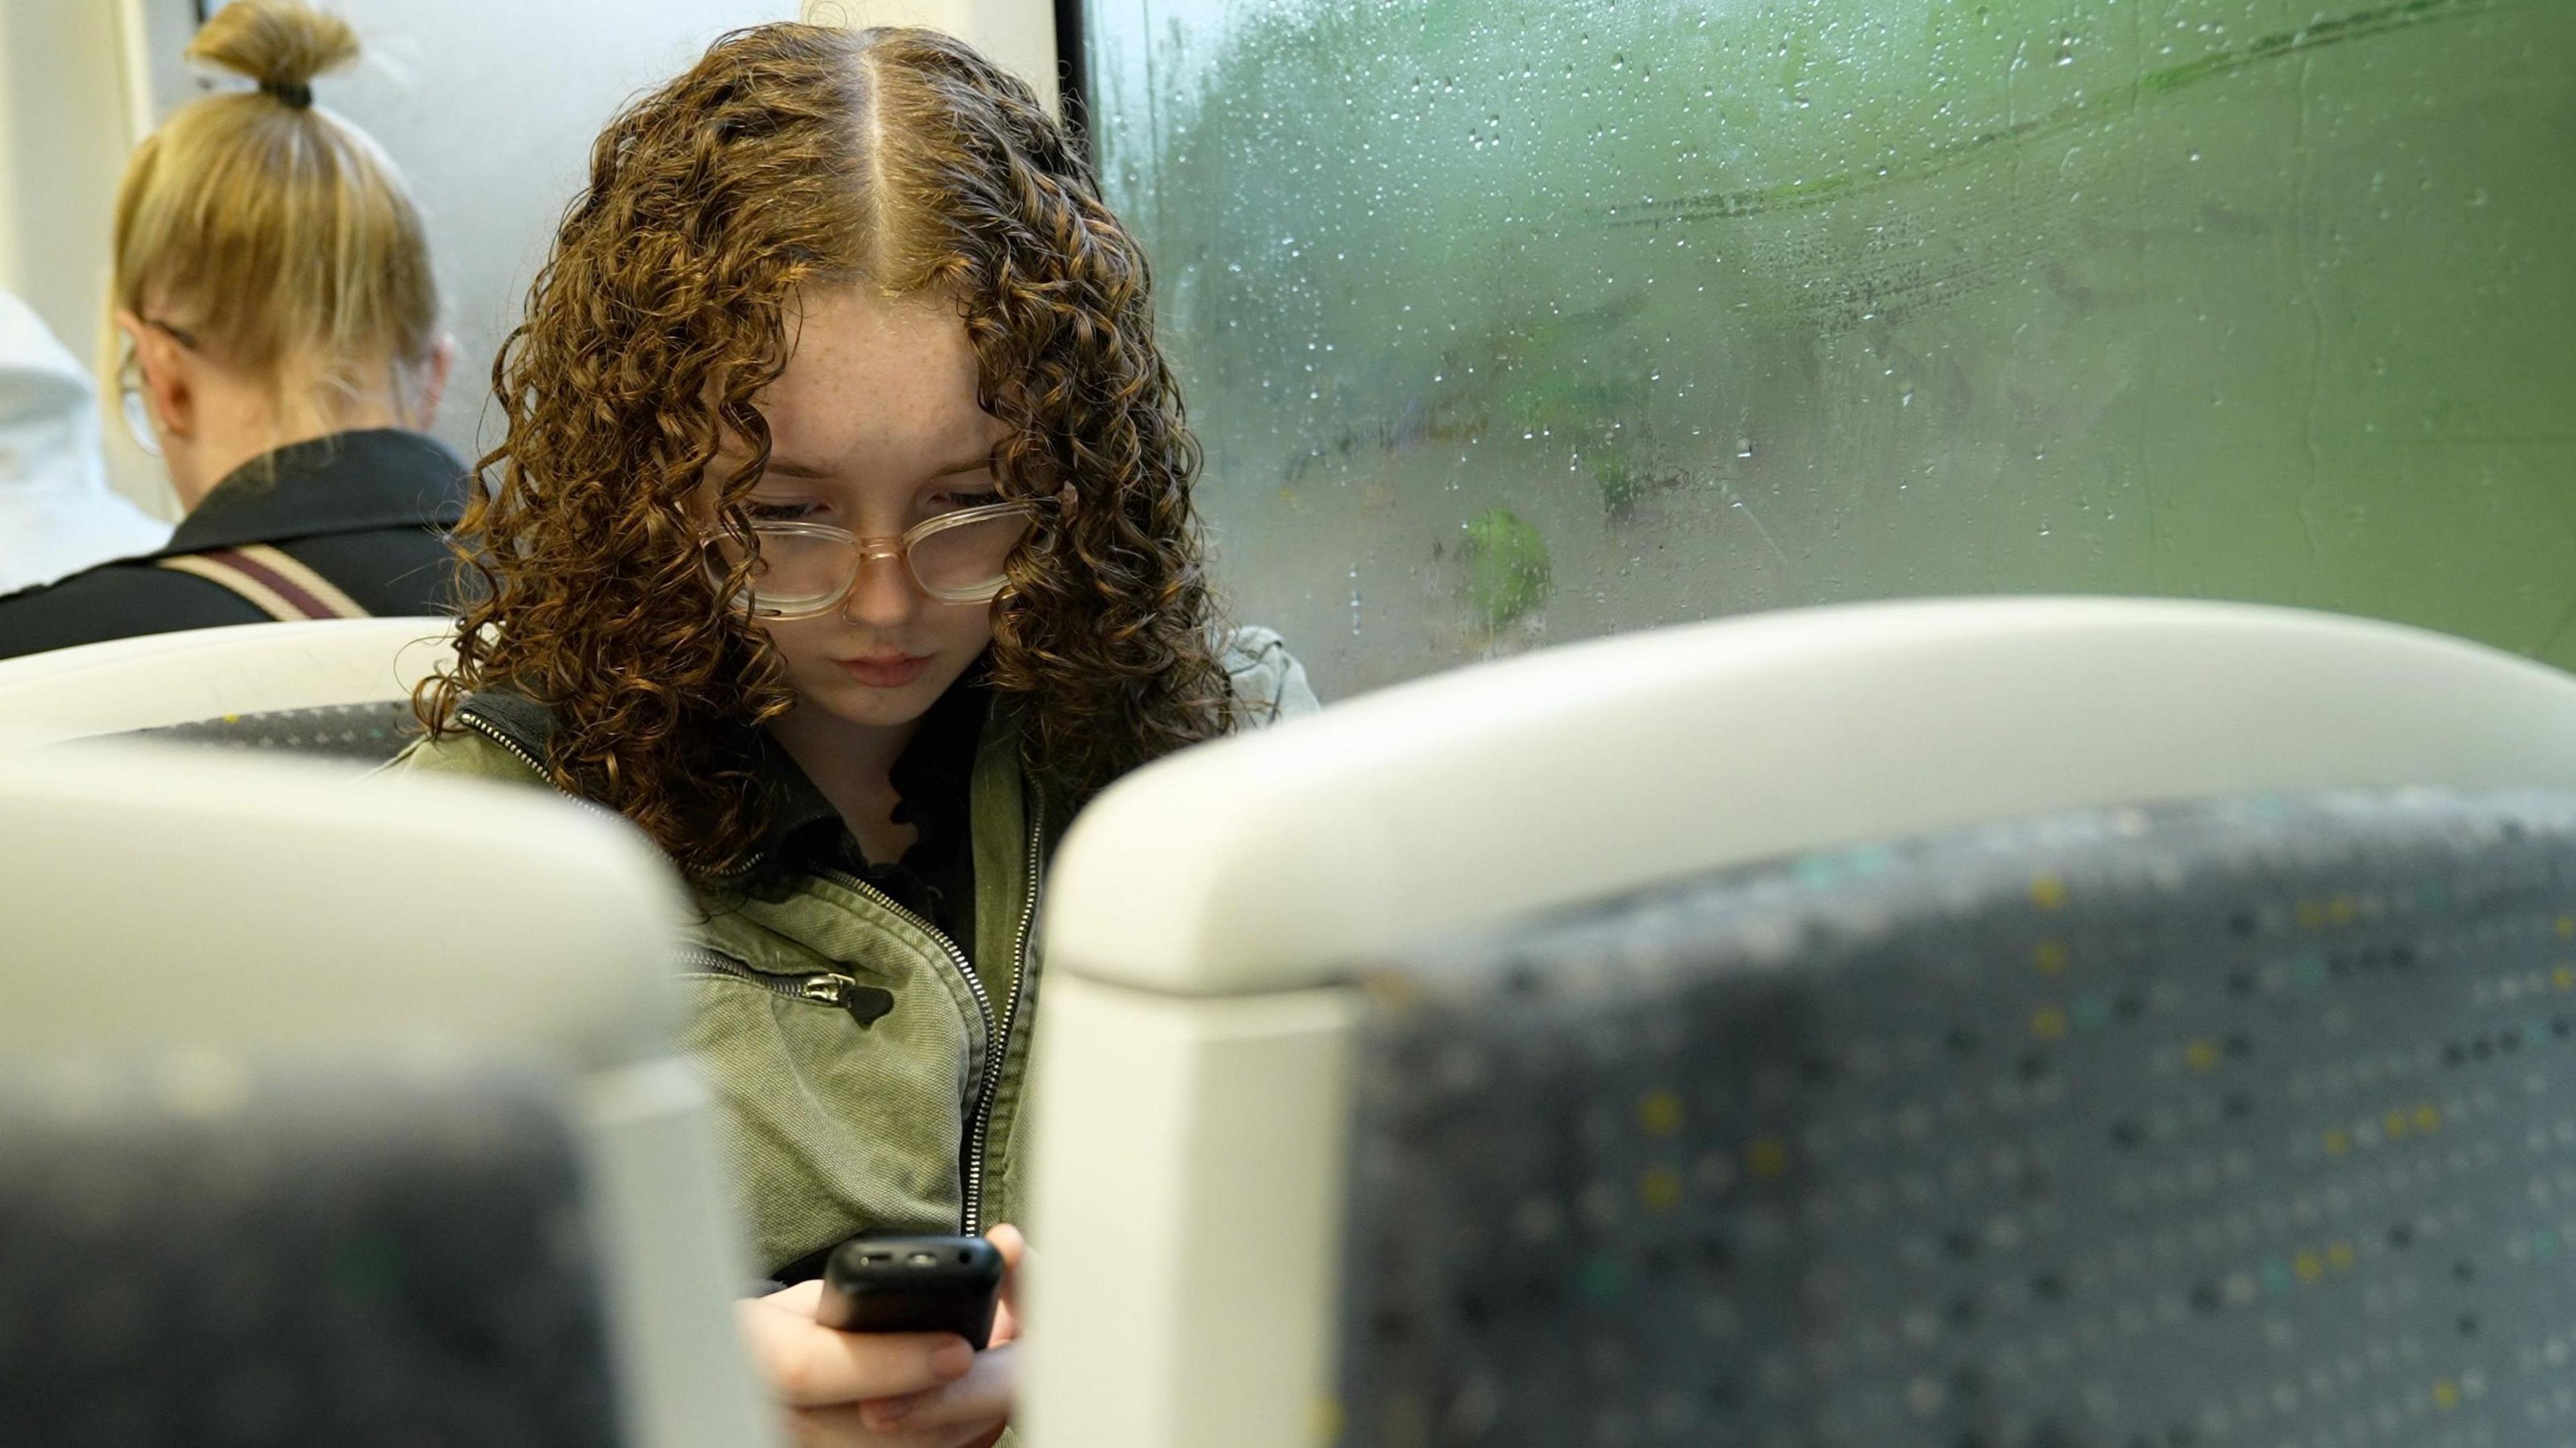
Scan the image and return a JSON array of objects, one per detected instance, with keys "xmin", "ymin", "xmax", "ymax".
[{"xmin": 714, "ymin": 286, "xmax": 1012, "ymax": 734}]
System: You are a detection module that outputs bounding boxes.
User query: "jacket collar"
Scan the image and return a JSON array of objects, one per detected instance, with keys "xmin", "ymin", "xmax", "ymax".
[
  {"xmin": 760, "ymin": 669, "xmax": 989, "ymax": 867},
  {"xmin": 157, "ymin": 428, "xmax": 468, "ymax": 558},
  {"xmin": 454, "ymin": 658, "xmax": 1000, "ymax": 864}
]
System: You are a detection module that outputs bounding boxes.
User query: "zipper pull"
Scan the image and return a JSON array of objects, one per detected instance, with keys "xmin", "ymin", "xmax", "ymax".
[{"xmin": 803, "ymin": 974, "xmax": 896, "ymax": 1029}]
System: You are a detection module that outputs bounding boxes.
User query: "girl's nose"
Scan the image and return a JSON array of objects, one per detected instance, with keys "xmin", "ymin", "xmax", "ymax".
[{"xmin": 837, "ymin": 542, "xmax": 920, "ymax": 628}]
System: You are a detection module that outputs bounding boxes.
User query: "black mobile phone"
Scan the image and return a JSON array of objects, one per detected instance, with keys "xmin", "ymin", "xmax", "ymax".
[{"xmin": 816, "ymin": 1233, "xmax": 1005, "ymax": 1348}]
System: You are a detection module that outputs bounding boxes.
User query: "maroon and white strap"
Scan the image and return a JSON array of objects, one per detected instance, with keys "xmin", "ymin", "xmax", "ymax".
[{"xmin": 156, "ymin": 544, "xmax": 371, "ymax": 622}]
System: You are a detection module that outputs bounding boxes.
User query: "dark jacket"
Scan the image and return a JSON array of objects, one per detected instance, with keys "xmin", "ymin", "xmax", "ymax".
[{"xmin": 0, "ymin": 428, "xmax": 470, "ymax": 661}]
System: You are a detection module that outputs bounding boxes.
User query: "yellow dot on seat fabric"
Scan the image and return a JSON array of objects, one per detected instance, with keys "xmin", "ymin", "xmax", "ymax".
[
  {"xmin": 2294, "ymin": 1251, "xmax": 2324, "ymax": 1283},
  {"xmin": 2323, "ymin": 1129, "xmax": 2351, "ymax": 1157},
  {"xmin": 2029, "ymin": 875, "xmax": 2068, "ymax": 911},
  {"xmin": 2554, "ymin": 965, "xmax": 2574, "ymax": 993},
  {"xmin": 2032, "ymin": 1005, "xmax": 2069, "ymax": 1040},
  {"xmin": 1640, "ymin": 1165, "xmax": 1684, "ymax": 1212},
  {"xmin": 1747, "ymin": 1136, "xmax": 1790, "ymax": 1181},
  {"xmin": 2433, "ymin": 1380, "xmax": 2461, "ymax": 1410},
  {"xmin": 1637, "ymin": 1090, "xmax": 1684, "ymax": 1137},
  {"xmin": 2034, "ymin": 939, "xmax": 2070, "ymax": 974},
  {"xmin": 2414, "ymin": 1104, "xmax": 2441, "ymax": 1133},
  {"xmin": 2558, "ymin": 916, "xmax": 2574, "ymax": 940},
  {"xmin": 2185, "ymin": 1038, "xmax": 2220, "ymax": 1072}
]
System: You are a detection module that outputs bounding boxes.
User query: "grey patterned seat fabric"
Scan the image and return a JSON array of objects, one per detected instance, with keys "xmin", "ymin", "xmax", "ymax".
[
  {"xmin": 1337, "ymin": 789, "xmax": 2576, "ymax": 1448},
  {"xmin": 125, "ymin": 698, "xmax": 420, "ymax": 763},
  {"xmin": 0, "ymin": 1059, "xmax": 621, "ymax": 1447}
]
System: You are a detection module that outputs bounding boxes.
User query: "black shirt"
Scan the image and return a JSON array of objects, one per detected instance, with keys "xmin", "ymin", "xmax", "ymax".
[
  {"xmin": 754, "ymin": 671, "xmax": 990, "ymax": 952},
  {"xmin": 0, "ymin": 428, "xmax": 470, "ymax": 661}
]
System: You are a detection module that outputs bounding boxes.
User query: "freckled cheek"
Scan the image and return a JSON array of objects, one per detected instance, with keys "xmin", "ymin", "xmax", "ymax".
[
  {"xmin": 752, "ymin": 624, "xmax": 828, "ymax": 679},
  {"xmin": 923, "ymin": 600, "xmax": 1000, "ymax": 655}
]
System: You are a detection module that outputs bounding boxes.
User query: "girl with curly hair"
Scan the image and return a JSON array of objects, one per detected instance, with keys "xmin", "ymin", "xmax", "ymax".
[{"xmin": 393, "ymin": 23, "xmax": 1313, "ymax": 1446}]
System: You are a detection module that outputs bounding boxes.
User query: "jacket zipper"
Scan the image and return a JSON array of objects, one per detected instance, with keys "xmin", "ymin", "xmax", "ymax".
[
  {"xmin": 964, "ymin": 791, "xmax": 1044, "ymax": 1236},
  {"xmin": 814, "ymin": 790, "xmax": 1042, "ymax": 1235},
  {"xmin": 679, "ymin": 946, "xmax": 887, "ymax": 1025},
  {"xmin": 810, "ymin": 862, "xmax": 995, "ymax": 1233},
  {"xmin": 454, "ymin": 708, "xmax": 561, "ymax": 791}
]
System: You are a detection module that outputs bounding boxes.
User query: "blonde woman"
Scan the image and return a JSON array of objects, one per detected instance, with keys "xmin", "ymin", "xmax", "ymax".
[{"xmin": 0, "ymin": 0, "xmax": 459, "ymax": 659}]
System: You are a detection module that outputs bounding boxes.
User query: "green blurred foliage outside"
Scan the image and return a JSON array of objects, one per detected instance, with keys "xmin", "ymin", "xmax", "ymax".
[{"xmin": 1087, "ymin": 0, "xmax": 2576, "ymax": 696}]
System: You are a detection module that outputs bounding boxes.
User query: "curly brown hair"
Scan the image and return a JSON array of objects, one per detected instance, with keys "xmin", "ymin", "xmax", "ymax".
[{"xmin": 417, "ymin": 23, "xmax": 1236, "ymax": 881}]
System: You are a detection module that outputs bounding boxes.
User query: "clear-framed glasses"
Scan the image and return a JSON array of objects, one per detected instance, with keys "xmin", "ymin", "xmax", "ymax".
[
  {"xmin": 117, "ymin": 315, "xmax": 198, "ymax": 457},
  {"xmin": 706, "ymin": 500, "xmax": 1042, "ymax": 618}
]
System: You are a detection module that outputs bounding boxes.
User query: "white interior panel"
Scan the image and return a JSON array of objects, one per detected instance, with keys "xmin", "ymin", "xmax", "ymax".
[{"xmin": 1022, "ymin": 973, "xmax": 1358, "ymax": 1448}]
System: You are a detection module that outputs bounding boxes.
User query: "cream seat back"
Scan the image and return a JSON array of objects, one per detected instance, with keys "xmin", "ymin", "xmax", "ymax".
[
  {"xmin": 0, "ymin": 616, "xmax": 455, "ymax": 760},
  {"xmin": 1023, "ymin": 598, "xmax": 2576, "ymax": 1448},
  {"xmin": 0, "ymin": 740, "xmax": 774, "ymax": 1448}
]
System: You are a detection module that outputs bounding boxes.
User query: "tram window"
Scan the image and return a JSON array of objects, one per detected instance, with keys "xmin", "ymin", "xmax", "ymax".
[{"xmin": 1081, "ymin": 0, "xmax": 2576, "ymax": 698}]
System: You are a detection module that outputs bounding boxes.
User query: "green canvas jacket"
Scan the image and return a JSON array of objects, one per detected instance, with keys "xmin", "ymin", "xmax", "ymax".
[{"xmin": 386, "ymin": 627, "xmax": 1318, "ymax": 1274}]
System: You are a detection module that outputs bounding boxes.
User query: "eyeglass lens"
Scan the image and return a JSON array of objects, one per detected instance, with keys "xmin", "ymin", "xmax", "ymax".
[
  {"xmin": 120, "ymin": 377, "xmax": 163, "ymax": 457},
  {"xmin": 723, "ymin": 510, "xmax": 1031, "ymax": 614}
]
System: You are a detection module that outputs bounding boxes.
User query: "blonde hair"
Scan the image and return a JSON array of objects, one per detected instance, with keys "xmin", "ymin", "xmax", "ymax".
[{"xmin": 112, "ymin": 1, "xmax": 437, "ymax": 407}]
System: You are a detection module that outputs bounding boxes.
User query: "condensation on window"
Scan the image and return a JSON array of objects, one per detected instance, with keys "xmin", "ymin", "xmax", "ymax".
[{"xmin": 1087, "ymin": 0, "xmax": 2576, "ymax": 698}]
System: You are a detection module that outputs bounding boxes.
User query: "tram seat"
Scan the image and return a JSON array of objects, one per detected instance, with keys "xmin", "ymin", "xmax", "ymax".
[
  {"xmin": 1024, "ymin": 596, "xmax": 2576, "ymax": 1448},
  {"xmin": 0, "ymin": 616, "xmax": 452, "ymax": 765},
  {"xmin": 0, "ymin": 740, "xmax": 773, "ymax": 1448}
]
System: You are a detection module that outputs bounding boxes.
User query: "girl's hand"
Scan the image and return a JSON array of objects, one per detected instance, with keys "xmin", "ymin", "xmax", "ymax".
[
  {"xmin": 851, "ymin": 1224, "xmax": 1030, "ymax": 1447},
  {"xmin": 737, "ymin": 1223, "xmax": 1031, "ymax": 1448}
]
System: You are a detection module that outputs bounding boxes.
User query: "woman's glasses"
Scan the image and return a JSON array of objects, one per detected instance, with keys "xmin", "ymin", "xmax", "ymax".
[
  {"xmin": 706, "ymin": 500, "xmax": 1042, "ymax": 618},
  {"xmin": 117, "ymin": 316, "xmax": 198, "ymax": 457}
]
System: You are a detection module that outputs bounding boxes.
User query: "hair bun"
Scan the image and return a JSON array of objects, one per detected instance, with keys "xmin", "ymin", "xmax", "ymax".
[{"xmin": 185, "ymin": 1, "xmax": 360, "ymax": 101}]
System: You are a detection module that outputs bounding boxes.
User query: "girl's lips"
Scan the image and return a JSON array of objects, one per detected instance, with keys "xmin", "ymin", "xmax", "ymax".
[{"xmin": 836, "ymin": 654, "xmax": 930, "ymax": 687}]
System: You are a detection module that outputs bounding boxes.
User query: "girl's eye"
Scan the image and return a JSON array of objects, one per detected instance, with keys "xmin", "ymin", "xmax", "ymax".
[
  {"xmin": 745, "ymin": 500, "xmax": 820, "ymax": 523},
  {"xmin": 936, "ymin": 489, "xmax": 1006, "ymax": 512}
]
